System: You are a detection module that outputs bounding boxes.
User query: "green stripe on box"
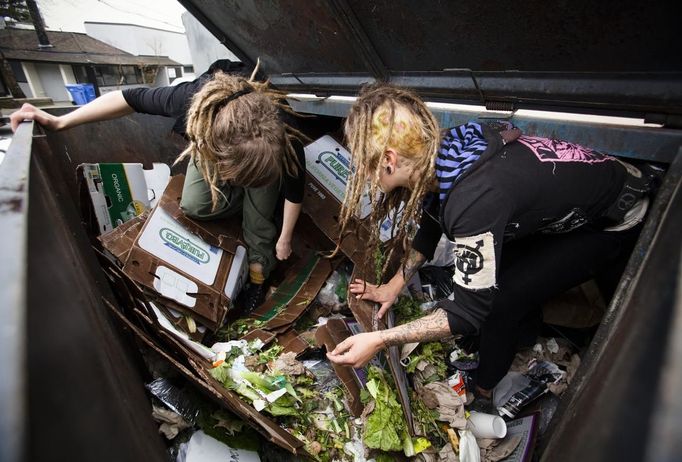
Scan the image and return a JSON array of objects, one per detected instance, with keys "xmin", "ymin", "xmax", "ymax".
[
  {"xmin": 256, "ymin": 254, "xmax": 320, "ymax": 321},
  {"xmin": 99, "ymin": 163, "xmax": 135, "ymax": 227}
]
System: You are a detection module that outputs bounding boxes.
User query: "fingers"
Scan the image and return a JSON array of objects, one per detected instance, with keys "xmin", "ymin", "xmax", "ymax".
[
  {"xmin": 349, "ymin": 279, "xmax": 374, "ymax": 294},
  {"xmin": 10, "ymin": 105, "xmax": 52, "ymax": 132},
  {"xmin": 330, "ymin": 338, "xmax": 351, "ymax": 356},
  {"xmin": 10, "ymin": 110, "xmax": 35, "ymax": 132},
  {"xmin": 376, "ymin": 301, "xmax": 393, "ymax": 319},
  {"xmin": 327, "ymin": 338, "xmax": 359, "ymax": 366},
  {"xmin": 275, "ymin": 244, "xmax": 291, "ymax": 261}
]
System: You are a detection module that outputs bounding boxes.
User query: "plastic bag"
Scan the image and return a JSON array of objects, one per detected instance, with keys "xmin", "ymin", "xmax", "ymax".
[
  {"xmin": 419, "ymin": 265, "xmax": 454, "ymax": 300},
  {"xmin": 315, "ymin": 271, "xmax": 348, "ymax": 311},
  {"xmin": 426, "ymin": 235, "xmax": 457, "ymax": 267},
  {"xmin": 302, "ymin": 359, "xmax": 341, "ymax": 393},
  {"xmin": 146, "ymin": 377, "xmax": 201, "ymax": 424},
  {"xmin": 458, "ymin": 429, "xmax": 481, "ymax": 462}
]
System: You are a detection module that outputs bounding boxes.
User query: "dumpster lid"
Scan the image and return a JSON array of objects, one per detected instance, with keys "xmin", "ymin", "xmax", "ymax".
[{"xmin": 179, "ymin": 0, "xmax": 682, "ymax": 118}]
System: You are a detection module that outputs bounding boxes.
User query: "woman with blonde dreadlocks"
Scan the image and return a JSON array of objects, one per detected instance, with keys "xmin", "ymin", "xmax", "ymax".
[
  {"xmin": 327, "ymin": 83, "xmax": 648, "ymax": 409},
  {"xmin": 10, "ymin": 60, "xmax": 307, "ymax": 311}
]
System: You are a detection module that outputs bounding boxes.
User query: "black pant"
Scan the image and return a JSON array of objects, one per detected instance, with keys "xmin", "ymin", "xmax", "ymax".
[{"xmin": 476, "ymin": 225, "xmax": 640, "ymax": 390}]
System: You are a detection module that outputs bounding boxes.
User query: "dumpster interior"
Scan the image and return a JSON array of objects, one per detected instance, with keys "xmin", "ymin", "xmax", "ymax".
[
  {"xmin": 3, "ymin": 1, "xmax": 681, "ymax": 461},
  {"xmin": 10, "ymin": 96, "xmax": 678, "ymax": 462}
]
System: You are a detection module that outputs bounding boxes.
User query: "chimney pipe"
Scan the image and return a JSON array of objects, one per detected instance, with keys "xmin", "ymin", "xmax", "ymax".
[{"xmin": 25, "ymin": 0, "xmax": 53, "ymax": 48}]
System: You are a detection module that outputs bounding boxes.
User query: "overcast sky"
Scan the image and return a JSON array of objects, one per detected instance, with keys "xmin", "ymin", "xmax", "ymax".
[{"xmin": 38, "ymin": 0, "xmax": 187, "ymax": 33}]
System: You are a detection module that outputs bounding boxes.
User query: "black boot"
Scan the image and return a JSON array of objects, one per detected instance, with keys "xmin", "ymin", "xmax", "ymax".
[{"xmin": 238, "ymin": 282, "xmax": 267, "ymax": 314}]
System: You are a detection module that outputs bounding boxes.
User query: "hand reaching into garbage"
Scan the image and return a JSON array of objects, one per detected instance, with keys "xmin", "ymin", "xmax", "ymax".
[
  {"xmin": 10, "ymin": 103, "xmax": 64, "ymax": 132},
  {"xmin": 327, "ymin": 332, "xmax": 384, "ymax": 368},
  {"xmin": 349, "ymin": 278, "xmax": 402, "ymax": 319}
]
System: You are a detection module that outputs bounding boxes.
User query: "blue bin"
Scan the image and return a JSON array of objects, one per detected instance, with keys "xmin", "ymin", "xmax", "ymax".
[
  {"xmin": 82, "ymin": 84, "xmax": 96, "ymax": 102},
  {"xmin": 65, "ymin": 84, "xmax": 88, "ymax": 105}
]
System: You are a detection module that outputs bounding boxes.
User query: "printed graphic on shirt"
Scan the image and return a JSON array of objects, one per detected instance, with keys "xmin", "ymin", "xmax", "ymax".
[
  {"xmin": 517, "ymin": 136, "xmax": 613, "ymax": 164},
  {"xmin": 451, "ymin": 232, "xmax": 496, "ymax": 290},
  {"xmin": 539, "ymin": 208, "xmax": 588, "ymax": 234}
]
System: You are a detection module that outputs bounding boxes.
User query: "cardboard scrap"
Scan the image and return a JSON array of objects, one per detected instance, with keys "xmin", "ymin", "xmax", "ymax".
[
  {"xmin": 315, "ymin": 318, "xmax": 365, "ymax": 417},
  {"xmin": 80, "ymin": 162, "xmax": 170, "ymax": 235},
  {"xmin": 98, "ymin": 211, "xmax": 148, "ymax": 263},
  {"xmin": 251, "ymin": 251, "xmax": 334, "ymax": 332}
]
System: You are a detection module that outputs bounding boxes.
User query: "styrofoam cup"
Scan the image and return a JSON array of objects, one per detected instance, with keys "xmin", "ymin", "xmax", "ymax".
[{"xmin": 467, "ymin": 411, "xmax": 507, "ymax": 439}]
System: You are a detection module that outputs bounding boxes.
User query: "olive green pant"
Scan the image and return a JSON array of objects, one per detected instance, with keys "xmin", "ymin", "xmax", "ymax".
[{"xmin": 180, "ymin": 161, "xmax": 279, "ymax": 278}]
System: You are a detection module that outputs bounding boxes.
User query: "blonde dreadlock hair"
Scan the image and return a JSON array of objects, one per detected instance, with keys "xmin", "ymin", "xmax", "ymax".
[
  {"xmin": 175, "ymin": 64, "xmax": 308, "ymax": 210},
  {"xmin": 338, "ymin": 83, "xmax": 441, "ymax": 282}
]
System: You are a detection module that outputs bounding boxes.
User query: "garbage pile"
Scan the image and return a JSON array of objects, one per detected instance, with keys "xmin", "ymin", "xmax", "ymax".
[{"xmin": 83, "ymin": 135, "xmax": 581, "ymax": 462}]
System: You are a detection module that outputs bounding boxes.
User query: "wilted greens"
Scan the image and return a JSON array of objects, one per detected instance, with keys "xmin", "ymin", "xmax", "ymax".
[{"xmin": 362, "ymin": 366, "xmax": 431, "ymax": 457}]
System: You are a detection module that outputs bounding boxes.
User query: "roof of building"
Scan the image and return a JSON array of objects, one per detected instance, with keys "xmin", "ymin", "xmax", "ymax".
[
  {"xmin": 84, "ymin": 21, "xmax": 185, "ymax": 35},
  {"xmin": 0, "ymin": 28, "xmax": 181, "ymax": 66}
]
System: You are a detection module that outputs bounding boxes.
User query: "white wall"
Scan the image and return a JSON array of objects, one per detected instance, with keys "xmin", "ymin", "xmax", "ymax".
[
  {"xmin": 33, "ymin": 63, "xmax": 71, "ymax": 102},
  {"xmin": 21, "ymin": 62, "xmax": 43, "ymax": 98},
  {"xmin": 84, "ymin": 22, "xmax": 192, "ymax": 66},
  {"xmin": 181, "ymin": 12, "xmax": 239, "ymax": 75}
]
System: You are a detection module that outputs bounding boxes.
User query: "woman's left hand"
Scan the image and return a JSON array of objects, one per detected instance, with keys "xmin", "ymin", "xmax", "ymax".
[{"xmin": 276, "ymin": 238, "xmax": 292, "ymax": 260}]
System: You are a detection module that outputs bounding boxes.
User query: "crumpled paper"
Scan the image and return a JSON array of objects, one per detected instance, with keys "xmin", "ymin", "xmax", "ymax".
[
  {"xmin": 418, "ymin": 382, "xmax": 467, "ymax": 429},
  {"xmin": 151, "ymin": 405, "xmax": 191, "ymax": 439},
  {"xmin": 438, "ymin": 443, "xmax": 460, "ymax": 462},
  {"xmin": 477, "ymin": 436, "xmax": 522, "ymax": 462},
  {"xmin": 272, "ymin": 351, "xmax": 306, "ymax": 376}
]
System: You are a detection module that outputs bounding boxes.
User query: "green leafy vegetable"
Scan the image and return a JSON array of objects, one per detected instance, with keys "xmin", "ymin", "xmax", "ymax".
[
  {"xmin": 393, "ymin": 295, "xmax": 424, "ymax": 325},
  {"xmin": 363, "ymin": 367, "xmax": 412, "ymax": 453},
  {"xmin": 404, "ymin": 342, "xmax": 448, "ymax": 381}
]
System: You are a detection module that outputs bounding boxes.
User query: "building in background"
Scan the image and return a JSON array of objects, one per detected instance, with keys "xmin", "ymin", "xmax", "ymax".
[
  {"xmin": 85, "ymin": 21, "xmax": 194, "ymax": 81},
  {"xmin": 181, "ymin": 11, "xmax": 238, "ymax": 76},
  {"xmin": 0, "ymin": 26, "xmax": 180, "ymax": 103}
]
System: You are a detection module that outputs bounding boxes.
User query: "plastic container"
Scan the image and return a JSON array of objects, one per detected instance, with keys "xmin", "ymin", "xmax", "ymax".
[
  {"xmin": 66, "ymin": 84, "xmax": 96, "ymax": 105},
  {"xmin": 82, "ymin": 83, "xmax": 96, "ymax": 102}
]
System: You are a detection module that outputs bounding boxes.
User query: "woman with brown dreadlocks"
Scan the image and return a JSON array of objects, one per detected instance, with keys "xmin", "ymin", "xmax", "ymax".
[
  {"xmin": 327, "ymin": 83, "xmax": 649, "ymax": 409},
  {"xmin": 10, "ymin": 60, "xmax": 307, "ymax": 311}
]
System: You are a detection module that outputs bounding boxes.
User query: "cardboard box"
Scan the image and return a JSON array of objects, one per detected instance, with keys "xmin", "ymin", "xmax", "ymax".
[
  {"xmin": 302, "ymin": 136, "xmax": 397, "ymax": 265},
  {"xmin": 123, "ymin": 176, "xmax": 248, "ymax": 330},
  {"xmin": 81, "ymin": 162, "xmax": 170, "ymax": 235}
]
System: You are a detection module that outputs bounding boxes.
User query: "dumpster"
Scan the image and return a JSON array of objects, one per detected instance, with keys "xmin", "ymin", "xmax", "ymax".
[{"xmin": 2, "ymin": 1, "xmax": 682, "ymax": 461}]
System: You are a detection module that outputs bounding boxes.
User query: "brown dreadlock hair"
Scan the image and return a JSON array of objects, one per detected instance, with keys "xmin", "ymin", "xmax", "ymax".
[
  {"xmin": 337, "ymin": 82, "xmax": 441, "ymax": 282},
  {"xmin": 175, "ymin": 65, "xmax": 308, "ymax": 210}
]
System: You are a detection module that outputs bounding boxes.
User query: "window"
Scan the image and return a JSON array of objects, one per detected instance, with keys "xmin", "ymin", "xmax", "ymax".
[
  {"xmin": 9, "ymin": 61, "xmax": 27, "ymax": 83},
  {"xmin": 122, "ymin": 66, "xmax": 144, "ymax": 85},
  {"xmin": 94, "ymin": 65, "xmax": 121, "ymax": 86},
  {"xmin": 183, "ymin": 65, "xmax": 194, "ymax": 74},
  {"xmin": 0, "ymin": 75, "xmax": 8, "ymax": 97},
  {"xmin": 92, "ymin": 65, "xmax": 144, "ymax": 86},
  {"xmin": 72, "ymin": 65, "xmax": 89, "ymax": 84}
]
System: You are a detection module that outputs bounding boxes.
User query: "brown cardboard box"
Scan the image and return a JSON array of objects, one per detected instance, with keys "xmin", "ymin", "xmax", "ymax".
[
  {"xmin": 302, "ymin": 135, "xmax": 378, "ymax": 265},
  {"xmin": 122, "ymin": 176, "xmax": 247, "ymax": 330}
]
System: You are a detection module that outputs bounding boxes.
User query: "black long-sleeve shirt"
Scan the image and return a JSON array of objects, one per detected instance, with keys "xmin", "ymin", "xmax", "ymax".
[
  {"xmin": 121, "ymin": 65, "xmax": 306, "ymax": 203},
  {"xmin": 413, "ymin": 125, "xmax": 627, "ymax": 335}
]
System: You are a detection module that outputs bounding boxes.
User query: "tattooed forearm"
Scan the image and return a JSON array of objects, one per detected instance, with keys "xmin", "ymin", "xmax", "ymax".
[
  {"xmin": 378, "ymin": 308, "xmax": 451, "ymax": 347},
  {"xmin": 401, "ymin": 248, "xmax": 426, "ymax": 281}
]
